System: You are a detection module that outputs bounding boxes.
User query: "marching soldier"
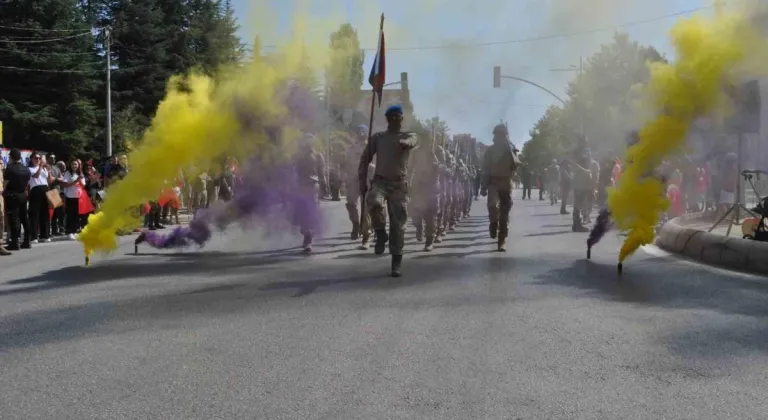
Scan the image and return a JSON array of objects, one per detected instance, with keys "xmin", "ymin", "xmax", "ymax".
[
  {"xmin": 345, "ymin": 125, "xmax": 372, "ymax": 247},
  {"xmin": 464, "ymin": 163, "xmax": 474, "ymax": 217},
  {"xmin": 359, "ymin": 105, "xmax": 419, "ymax": 277},
  {"xmin": 296, "ymin": 137, "xmax": 324, "ymax": 252},
  {"xmin": 408, "ymin": 133, "xmax": 440, "ymax": 251},
  {"xmin": 445, "ymin": 151, "xmax": 458, "ymax": 231},
  {"xmin": 434, "ymin": 146, "xmax": 449, "ymax": 243},
  {"xmin": 545, "ymin": 159, "xmax": 560, "ymax": 205},
  {"xmin": 480, "ymin": 124, "xmax": 520, "ymax": 251}
]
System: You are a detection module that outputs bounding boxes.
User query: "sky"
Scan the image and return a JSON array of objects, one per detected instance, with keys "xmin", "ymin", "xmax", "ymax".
[{"xmin": 231, "ymin": 0, "xmax": 714, "ymax": 145}]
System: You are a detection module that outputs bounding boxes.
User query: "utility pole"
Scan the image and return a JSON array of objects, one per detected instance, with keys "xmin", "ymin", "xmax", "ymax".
[
  {"xmin": 550, "ymin": 56, "xmax": 584, "ymax": 136},
  {"xmin": 105, "ymin": 27, "xmax": 113, "ymax": 157}
]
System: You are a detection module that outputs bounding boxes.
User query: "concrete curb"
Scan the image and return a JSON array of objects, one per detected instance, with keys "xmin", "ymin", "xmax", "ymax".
[{"xmin": 655, "ymin": 212, "xmax": 768, "ymax": 274}]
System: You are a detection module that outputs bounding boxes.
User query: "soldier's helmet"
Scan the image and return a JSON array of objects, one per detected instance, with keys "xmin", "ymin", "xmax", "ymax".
[{"xmin": 493, "ymin": 124, "xmax": 507, "ymax": 135}]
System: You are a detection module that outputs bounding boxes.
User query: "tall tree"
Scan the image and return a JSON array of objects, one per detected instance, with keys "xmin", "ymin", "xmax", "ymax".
[
  {"xmin": 187, "ymin": 0, "xmax": 244, "ymax": 74},
  {"xmin": 325, "ymin": 23, "xmax": 364, "ymax": 112},
  {"xmin": 0, "ymin": 0, "xmax": 101, "ymax": 158},
  {"xmin": 108, "ymin": 0, "xmax": 173, "ymax": 129}
]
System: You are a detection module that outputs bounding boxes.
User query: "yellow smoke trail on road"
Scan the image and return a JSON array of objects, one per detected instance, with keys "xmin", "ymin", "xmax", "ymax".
[{"xmin": 609, "ymin": 9, "xmax": 766, "ymax": 262}]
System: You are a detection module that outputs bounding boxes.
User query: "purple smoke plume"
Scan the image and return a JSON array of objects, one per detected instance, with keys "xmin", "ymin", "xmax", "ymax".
[
  {"xmin": 587, "ymin": 208, "xmax": 612, "ymax": 249},
  {"xmin": 136, "ymin": 82, "xmax": 324, "ymax": 250}
]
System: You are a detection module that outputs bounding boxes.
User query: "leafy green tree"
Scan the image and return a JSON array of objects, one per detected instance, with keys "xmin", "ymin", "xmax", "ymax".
[
  {"xmin": 325, "ymin": 23, "xmax": 364, "ymax": 111},
  {"xmin": 522, "ymin": 33, "xmax": 667, "ymax": 172}
]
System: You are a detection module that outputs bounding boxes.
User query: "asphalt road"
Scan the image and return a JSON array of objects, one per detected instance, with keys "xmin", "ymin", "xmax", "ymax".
[{"xmin": 2, "ymin": 190, "xmax": 768, "ymax": 419}]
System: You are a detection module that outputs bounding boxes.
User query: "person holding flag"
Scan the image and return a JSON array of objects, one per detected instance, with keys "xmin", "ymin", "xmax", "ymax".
[{"xmin": 359, "ymin": 13, "xmax": 418, "ymax": 277}]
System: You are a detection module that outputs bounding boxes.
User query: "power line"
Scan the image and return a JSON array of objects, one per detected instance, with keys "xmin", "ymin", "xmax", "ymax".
[
  {"xmin": 0, "ymin": 64, "xmax": 158, "ymax": 73},
  {"xmin": 263, "ymin": 6, "xmax": 711, "ymax": 52},
  {"xmin": 0, "ymin": 32, "xmax": 92, "ymax": 44},
  {"xmin": 0, "ymin": 45, "xmax": 97, "ymax": 55},
  {"xmin": 0, "ymin": 23, "xmax": 102, "ymax": 32}
]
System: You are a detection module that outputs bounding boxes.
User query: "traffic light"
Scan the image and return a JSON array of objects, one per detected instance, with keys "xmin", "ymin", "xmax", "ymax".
[{"xmin": 493, "ymin": 66, "xmax": 501, "ymax": 88}]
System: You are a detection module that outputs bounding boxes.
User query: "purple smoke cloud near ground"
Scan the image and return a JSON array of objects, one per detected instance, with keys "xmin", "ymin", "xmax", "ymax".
[{"xmin": 137, "ymin": 82, "xmax": 324, "ymax": 250}]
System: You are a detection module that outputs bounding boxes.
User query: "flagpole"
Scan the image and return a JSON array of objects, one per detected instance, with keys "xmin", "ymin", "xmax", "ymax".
[{"xmin": 359, "ymin": 13, "xmax": 385, "ymax": 239}]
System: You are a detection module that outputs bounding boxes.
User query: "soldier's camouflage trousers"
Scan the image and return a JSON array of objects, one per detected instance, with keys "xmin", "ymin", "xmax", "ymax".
[
  {"xmin": 450, "ymin": 182, "xmax": 462, "ymax": 222},
  {"xmin": 464, "ymin": 181, "xmax": 473, "ymax": 215},
  {"xmin": 487, "ymin": 178, "xmax": 513, "ymax": 238},
  {"xmin": 366, "ymin": 177, "xmax": 409, "ymax": 255},
  {"xmin": 298, "ymin": 181, "xmax": 320, "ymax": 239},
  {"xmin": 409, "ymin": 188, "xmax": 439, "ymax": 242},
  {"xmin": 345, "ymin": 176, "xmax": 371, "ymax": 234},
  {"xmin": 440, "ymin": 182, "xmax": 453, "ymax": 230},
  {"xmin": 0, "ymin": 195, "xmax": 4, "ymax": 239}
]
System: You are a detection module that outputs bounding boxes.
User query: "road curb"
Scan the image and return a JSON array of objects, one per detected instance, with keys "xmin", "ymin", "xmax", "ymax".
[{"xmin": 655, "ymin": 212, "xmax": 768, "ymax": 274}]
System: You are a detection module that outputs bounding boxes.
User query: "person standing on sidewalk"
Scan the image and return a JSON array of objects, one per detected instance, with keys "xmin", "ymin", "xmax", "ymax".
[
  {"xmin": 27, "ymin": 153, "xmax": 54, "ymax": 243},
  {"xmin": 0, "ymin": 160, "xmax": 10, "ymax": 255},
  {"xmin": 3, "ymin": 149, "xmax": 31, "ymax": 250},
  {"xmin": 61, "ymin": 159, "xmax": 86, "ymax": 240}
]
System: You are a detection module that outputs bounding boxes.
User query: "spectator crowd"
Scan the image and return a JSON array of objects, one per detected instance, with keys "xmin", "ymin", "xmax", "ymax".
[{"xmin": 1, "ymin": 149, "xmax": 240, "ymax": 256}]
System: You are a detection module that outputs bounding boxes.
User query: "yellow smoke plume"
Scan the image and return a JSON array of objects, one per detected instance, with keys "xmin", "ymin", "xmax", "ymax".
[
  {"xmin": 78, "ymin": 20, "xmax": 330, "ymax": 258},
  {"xmin": 608, "ymin": 9, "xmax": 767, "ymax": 262}
]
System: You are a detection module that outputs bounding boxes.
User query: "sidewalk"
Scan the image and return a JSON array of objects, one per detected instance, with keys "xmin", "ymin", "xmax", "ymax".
[{"xmin": 656, "ymin": 212, "xmax": 768, "ymax": 274}]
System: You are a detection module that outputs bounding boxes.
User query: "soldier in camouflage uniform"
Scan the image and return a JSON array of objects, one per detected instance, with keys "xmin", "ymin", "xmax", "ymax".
[
  {"xmin": 545, "ymin": 159, "xmax": 560, "ymax": 205},
  {"xmin": 359, "ymin": 105, "xmax": 418, "ymax": 277},
  {"xmin": 458, "ymin": 159, "xmax": 472, "ymax": 217},
  {"xmin": 443, "ymin": 151, "xmax": 458, "ymax": 232},
  {"xmin": 408, "ymin": 133, "xmax": 440, "ymax": 251},
  {"xmin": 296, "ymin": 138, "xmax": 323, "ymax": 252},
  {"xmin": 467, "ymin": 165, "xmax": 476, "ymax": 214},
  {"xmin": 480, "ymin": 124, "xmax": 520, "ymax": 251},
  {"xmin": 345, "ymin": 125, "xmax": 371, "ymax": 245},
  {"xmin": 433, "ymin": 146, "xmax": 449, "ymax": 243}
]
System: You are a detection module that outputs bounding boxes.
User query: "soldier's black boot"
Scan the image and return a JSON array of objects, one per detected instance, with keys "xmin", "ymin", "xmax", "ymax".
[
  {"xmin": 415, "ymin": 225, "xmax": 423, "ymax": 242},
  {"xmin": 489, "ymin": 222, "xmax": 498, "ymax": 239},
  {"xmin": 573, "ymin": 210, "xmax": 589, "ymax": 232},
  {"xmin": 374, "ymin": 229, "xmax": 388, "ymax": 255},
  {"xmin": 497, "ymin": 232, "xmax": 507, "ymax": 252},
  {"xmin": 302, "ymin": 233, "xmax": 313, "ymax": 252},
  {"xmin": 152, "ymin": 205, "xmax": 165, "ymax": 230},
  {"xmin": 423, "ymin": 235, "xmax": 434, "ymax": 252},
  {"xmin": 391, "ymin": 254, "xmax": 403, "ymax": 277},
  {"xmin": 572, "ymin": 224, "xmax": 589, "ymax": 232},
  {"xmin": 346, "ymin": 204, "xmax": 360, "ymax": 240},
  {"xmin": 359, "ymin": 231, "xmax": 370, "ymax": 250}
]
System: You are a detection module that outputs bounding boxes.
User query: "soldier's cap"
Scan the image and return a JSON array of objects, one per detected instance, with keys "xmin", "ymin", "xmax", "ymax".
[
  {"xmin": 493, "ymin": 124, "xmax": 507, "ymax": 134},
  {"xmin": 385, "ymin": 105, "xmax": 403, "ymax": 116},
  {"xmin": 357, "ymin": 124, "xmax": 368, "ymax": 132}
]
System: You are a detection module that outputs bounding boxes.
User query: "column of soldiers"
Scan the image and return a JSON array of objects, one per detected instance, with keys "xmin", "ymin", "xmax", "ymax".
[{"xmin": 319, "ymin": 106, "xmax": 519, "ymax": 278}]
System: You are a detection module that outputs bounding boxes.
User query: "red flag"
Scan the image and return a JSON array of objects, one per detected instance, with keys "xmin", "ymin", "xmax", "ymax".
[{"xmin": 368, "ymin": 14, "xmax": 386, "ymax": 106}]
